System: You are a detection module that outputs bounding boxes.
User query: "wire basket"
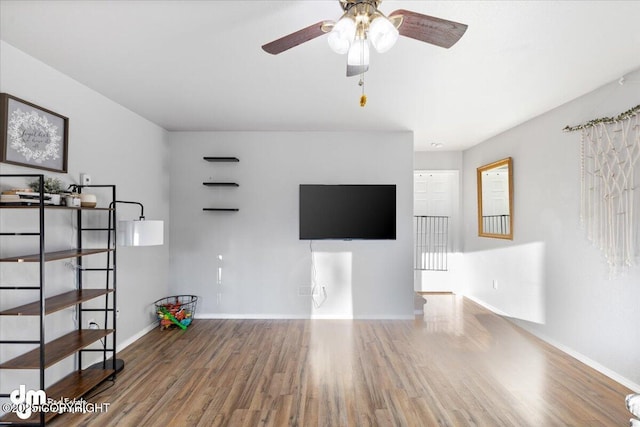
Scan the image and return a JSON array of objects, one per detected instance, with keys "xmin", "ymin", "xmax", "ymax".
[{"xmin": 154, "ymin": 295, "xmax": 198, "ymax": 330}]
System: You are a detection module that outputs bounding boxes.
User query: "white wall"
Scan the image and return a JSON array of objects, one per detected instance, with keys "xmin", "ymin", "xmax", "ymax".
[
  {"xmin": 169, "ymin": 131, "xmax": 414, "ymax": 319},
  {"xmin": 0, "ymin": 41, "xmax": 170, "ymax": 391},
  {"xmin": 462, "ymin": 68, "xmax": 640, "ymax": 389},
  {"xmin": 414, "ymin": 150, "xmax": 463, "ymax": 171}
]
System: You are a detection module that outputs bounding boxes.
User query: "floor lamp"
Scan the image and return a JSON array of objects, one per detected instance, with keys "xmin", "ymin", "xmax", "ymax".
[{"xmin": 89, "ymin": 200, "xmax": 163, "ymax": 373}]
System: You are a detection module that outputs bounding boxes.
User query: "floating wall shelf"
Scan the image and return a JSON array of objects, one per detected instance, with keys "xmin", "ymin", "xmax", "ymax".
[
  {"xmin": 203, "ymin": 157, "xmax": 239, "ymax": 162},
  {"xmin": 203, "ymin": 182, "xmax": 239, "ymax": 187},
  {"xmin": 204, "ymin": 156, "xmax": 239, "ymax": 212}
]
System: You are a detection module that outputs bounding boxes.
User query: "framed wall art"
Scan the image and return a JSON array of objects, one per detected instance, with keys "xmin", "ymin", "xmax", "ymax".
[{"xmin": 0, "ymin": 93, "xmax": 68, "ymax": 173}]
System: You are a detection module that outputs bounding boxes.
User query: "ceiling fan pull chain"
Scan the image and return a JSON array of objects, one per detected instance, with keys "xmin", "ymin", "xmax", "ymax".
[
  {"xmin": 359, "ymin": 40, "xmax": 367, "ymax": 107},
  {"xmin": 359, "ymin": 76, "xmax": 367, "ymax": 107}
]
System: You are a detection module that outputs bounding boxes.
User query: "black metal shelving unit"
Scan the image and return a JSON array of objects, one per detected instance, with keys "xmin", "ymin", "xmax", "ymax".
[
  {"xmin": 203, "ymin": 156, "xmax": 239, "ymax": 212},
  {"xmin": 0, "ymin": 175, "xmax": 117, "ymax": 426}
]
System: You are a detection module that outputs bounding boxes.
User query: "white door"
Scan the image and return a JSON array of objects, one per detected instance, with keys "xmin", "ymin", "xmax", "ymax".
[
  {"xmin": 414, "ymin": 171, "xmax": 454, "ymax": 217},
  {"xmin": 414, "ymin": 171, "xmax": 458, "ymax": 264},
  {"xmin": 413, "ymin": 170, "xmax": 460, "ymax": 292}
]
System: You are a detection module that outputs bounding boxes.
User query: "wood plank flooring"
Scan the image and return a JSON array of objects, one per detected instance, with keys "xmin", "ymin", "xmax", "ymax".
[{"xmin": 49, "ymin": 295, "xmax": 633, "ymax": 426}]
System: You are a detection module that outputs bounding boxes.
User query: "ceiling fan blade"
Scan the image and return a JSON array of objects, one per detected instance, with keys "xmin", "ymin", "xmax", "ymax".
[
  {"xmin": 389, "ymin": 9, "xmax": 468, "ymax": 49},
  {"xmin": 262, "ymin": 21, "xmax": 332, "ymax": 55}
]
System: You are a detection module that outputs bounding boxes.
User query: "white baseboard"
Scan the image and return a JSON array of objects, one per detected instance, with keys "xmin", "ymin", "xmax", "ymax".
[
  {"xmin": 464, "ymin": 294, "xmax": 511, "ymax": 317},
  {"xmin": 197, "ymin": 313, "xmax": 308, "ymax": 319},
  {"xmin": 463, "ymin": 294, "xmax": 640, "ymax": 393},
  {"xmin": 117, "ymin": 322, "xmax": 157, "ymax": 353},
  {"xmin": 80, "ymin": 322, "xmax": 157, "ymax": 369},
  {"xmin": 354, "ymin": 314, "xmax": 415, "ymax": 320},
  {"xmin": 196, "ymin": 313, "xmax": 414, "ymax": 320},
  {"xmin": 529, "ymin": 331, "xmax": 640, "ymax": 393}
]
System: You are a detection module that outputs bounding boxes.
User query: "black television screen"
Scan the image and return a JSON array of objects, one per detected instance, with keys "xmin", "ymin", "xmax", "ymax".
[{"xmin": 299, "ymin": 184, "xmax": 396, "ymax": 240}]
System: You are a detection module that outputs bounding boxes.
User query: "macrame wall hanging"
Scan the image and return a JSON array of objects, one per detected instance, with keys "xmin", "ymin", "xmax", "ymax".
[{"xmin": 564, "ymin": 104, "xmax": 640, "ymax": 275}]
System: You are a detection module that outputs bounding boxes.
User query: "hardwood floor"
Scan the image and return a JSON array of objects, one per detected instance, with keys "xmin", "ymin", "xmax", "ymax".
[{"xmin": 50, "ymin": 295, "xmax": 632, "ymax": 426}]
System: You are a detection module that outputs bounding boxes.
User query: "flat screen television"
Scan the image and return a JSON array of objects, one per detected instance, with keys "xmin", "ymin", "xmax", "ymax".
[{"xmin": 299, "ymin": 184, "xmax": 396, "ymax": 240}]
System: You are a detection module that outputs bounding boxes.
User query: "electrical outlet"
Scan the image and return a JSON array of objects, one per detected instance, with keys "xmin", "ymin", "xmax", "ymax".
[{"xmin": 80, "ymin": 173, "xmax": 91, "ymax": 186}]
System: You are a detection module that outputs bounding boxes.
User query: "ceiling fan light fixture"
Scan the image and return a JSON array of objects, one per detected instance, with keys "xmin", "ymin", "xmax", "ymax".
[
  {"xmin": 348, "ymin": 37, "xmax": 370, "ymax": 65},
  {"xmin": 346, "ymin": 37, "xmax": 370, "ymax": 76},
  {"xmin": 328, "ymin": 16, "xmax": 356, "ymax": 54},
  {"xmin": 369, "ymin": 15, "xmax": 399, "ymax": 53}
]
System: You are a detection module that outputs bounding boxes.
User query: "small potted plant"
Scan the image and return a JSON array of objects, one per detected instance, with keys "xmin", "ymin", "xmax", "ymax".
[{"xmin": 28, "ymin": 177, "xmax": 64, "ymax": 205}]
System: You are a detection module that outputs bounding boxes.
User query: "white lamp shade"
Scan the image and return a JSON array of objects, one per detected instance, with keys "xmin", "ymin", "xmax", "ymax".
[
  {"xmin": 118, "ymin": 220, "xmax": 164, "ymax": 246},
  {"xmin": 328, "ymin": 17, "xmax": 356, "ymax": 54},
  {"xmin": 369, "ymin": 16, "xmax": 399, "ymax": 53},
  {"xmin": 347, "ymin": 37, "xmax": 370, "ymax": 66},
  {"xmin": 346, "ymin": 37, "xmax": 370, "ymax": 76}
]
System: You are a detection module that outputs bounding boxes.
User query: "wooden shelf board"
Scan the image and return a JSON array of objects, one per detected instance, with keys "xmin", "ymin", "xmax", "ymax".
[
  {"xmin": 0, "ymin": 248, "xmax": 112, "ymax": 263},
  {"xmin": 0, "ymin": 329, "xmax": 113, "ymax": 369},
  {"xmin": 0, "ymin": 289, "xmax": 114, "ymax": 316},
  {"xmin": 0, "ymin": 205, "xmax": 112, "ymax": 210},
  {"xmin": 0, "ymin": 368, "xmax": 114, "ymax": 423}
]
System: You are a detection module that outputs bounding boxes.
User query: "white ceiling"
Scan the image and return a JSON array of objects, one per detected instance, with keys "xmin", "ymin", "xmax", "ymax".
[{"xmin": 1, "ymin": 1, "xmax": 639, "ymax": 151}]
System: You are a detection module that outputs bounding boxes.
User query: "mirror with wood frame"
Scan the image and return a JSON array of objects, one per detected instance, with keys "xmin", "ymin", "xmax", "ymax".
[{"xmin": 477, "ymin": 157, "xmax": 513, "ymax": 239}]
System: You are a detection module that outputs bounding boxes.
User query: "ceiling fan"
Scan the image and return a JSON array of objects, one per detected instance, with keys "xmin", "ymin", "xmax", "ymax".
[{"xmin": 262, "ymin": 0, "xmax": 468, "ymax": 79}]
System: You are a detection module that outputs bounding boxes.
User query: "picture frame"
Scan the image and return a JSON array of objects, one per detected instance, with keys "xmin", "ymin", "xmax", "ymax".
[{"xmin": 0, "ymin": 93, "xmax": 69, "ymax": 173}]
